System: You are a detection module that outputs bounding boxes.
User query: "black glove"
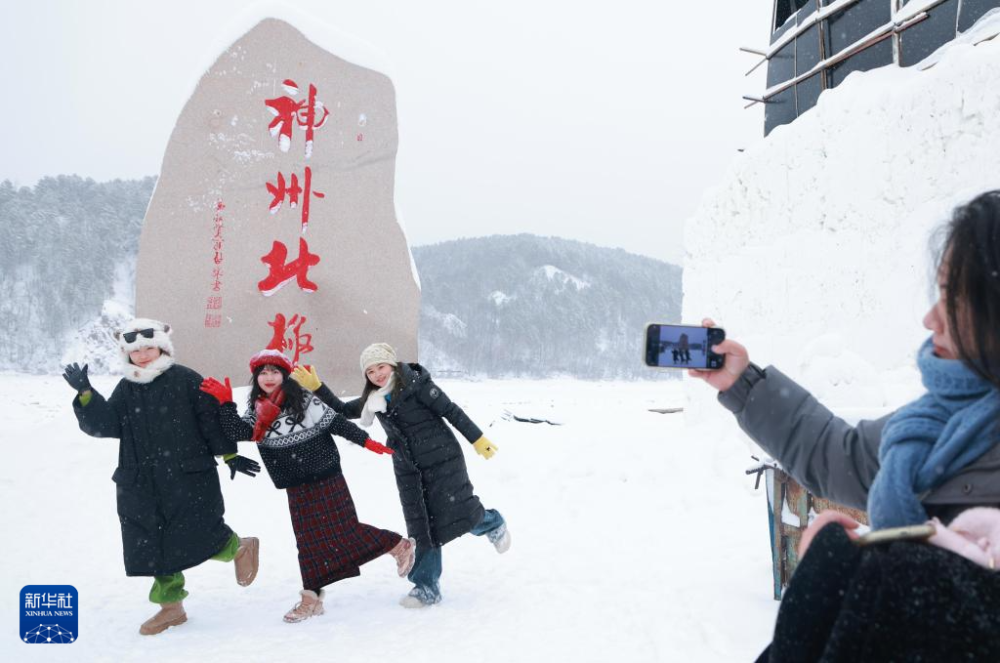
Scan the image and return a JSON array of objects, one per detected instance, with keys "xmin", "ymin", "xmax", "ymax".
[
  {"xmin": 62, "ymin": 362, "xmax": 92, "ymax": 393},
  {"xmin": 226, "ymin": 455, "xmax": 261, "ymax": 480}
]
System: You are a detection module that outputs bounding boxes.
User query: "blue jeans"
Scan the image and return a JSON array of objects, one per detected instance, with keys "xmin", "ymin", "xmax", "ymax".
[{"xmin": 408, "ymin": 509, "xmax": 505, "ymax": 593}]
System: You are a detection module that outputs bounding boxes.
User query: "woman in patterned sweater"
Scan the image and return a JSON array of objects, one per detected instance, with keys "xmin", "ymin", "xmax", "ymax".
[{"xmin": 201, "ymin": 349, "xmax": 414, "ymax": 623}]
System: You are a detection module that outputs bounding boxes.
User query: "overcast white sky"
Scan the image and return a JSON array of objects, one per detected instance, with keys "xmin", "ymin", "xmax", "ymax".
[{"xmin": 1, "ymin": 0, "xmax": 773, "ymax": 264}]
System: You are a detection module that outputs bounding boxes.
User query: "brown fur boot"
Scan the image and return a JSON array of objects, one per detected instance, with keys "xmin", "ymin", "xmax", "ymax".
[
  {"xmin": 139, "ymin": 601, "xmax": 187, "ymax": 635},
  {"xmin": 234, "ymin": 536, "xmax": 260, "ymax": 587}
]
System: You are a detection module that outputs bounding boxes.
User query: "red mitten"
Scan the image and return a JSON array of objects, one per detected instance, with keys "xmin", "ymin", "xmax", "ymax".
[
  {"xmin": 364, "ymin": 439, "xmax": 393, "ymax": 455},
  {"xmin": 252, "ymin": 391, "xmax": 285, "ymax": 442},
  {"xmin": 200, "ymin": 377, "xmax": 233, "ymax": 404}
]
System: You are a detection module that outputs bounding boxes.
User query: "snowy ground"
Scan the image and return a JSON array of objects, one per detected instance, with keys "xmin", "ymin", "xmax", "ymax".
[{"xmin": 0, "ymin": 373, "xmax": 778, "ymax": 662}]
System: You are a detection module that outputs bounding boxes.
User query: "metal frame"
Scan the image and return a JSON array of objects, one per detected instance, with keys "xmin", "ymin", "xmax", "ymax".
[{"xmin": 743, "ymin": 0, "xmax": 955, "ymax": 109}]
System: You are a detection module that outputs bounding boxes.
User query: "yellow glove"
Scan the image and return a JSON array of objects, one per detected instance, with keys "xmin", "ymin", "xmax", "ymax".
[
  {"xmin": 291, "ymin": 365, "xmax": 322, "ymax": 392},
  {"xmin": 473, "ymin": 436, "xmax": 498, "ymax": 459}
]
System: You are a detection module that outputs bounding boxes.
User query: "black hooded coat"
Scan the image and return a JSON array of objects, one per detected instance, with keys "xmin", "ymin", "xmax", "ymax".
[{"xmin": 72, "ymin": 363, "xmax": 236, "ymax": 576}]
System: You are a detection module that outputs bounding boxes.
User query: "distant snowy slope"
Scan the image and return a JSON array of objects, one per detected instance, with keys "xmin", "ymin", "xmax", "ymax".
[
  {"xmin": 683, "ymin": 15, "xmax": 1000, "ymax": 421},
  {"xmin": 413, "ymin": 235, "xmax": 682, "ymax": 378},
  {"xmin": 0, "ymin": 177, "xmax": 679, "ymax": 380},
  {"xmin": 0, "ymin": 176, "xmax": 155, "ymax": 372}
]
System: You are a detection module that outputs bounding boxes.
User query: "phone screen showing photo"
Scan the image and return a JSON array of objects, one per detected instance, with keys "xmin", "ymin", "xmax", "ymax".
[{"xmin": 644, "ymin": 324, "xmax": 725, "ymax": 370}]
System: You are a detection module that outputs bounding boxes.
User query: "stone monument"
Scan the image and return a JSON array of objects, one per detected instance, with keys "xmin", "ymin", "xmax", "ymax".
[{"xmin": 136, "ymin": 18, "xmax": 419, "ymax": 392}]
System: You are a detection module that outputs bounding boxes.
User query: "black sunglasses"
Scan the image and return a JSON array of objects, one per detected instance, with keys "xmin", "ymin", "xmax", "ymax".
[{"xmin": 121, "ymin": 328, "xmax": 156, "ymax": 344}]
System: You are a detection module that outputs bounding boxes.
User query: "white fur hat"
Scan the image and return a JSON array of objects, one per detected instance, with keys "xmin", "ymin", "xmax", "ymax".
[
  {"xmin": 360, "ymin": 342, "xmax": 398, "ymax": 373},
  {"xmin": 116, "ymin": 318, "xmax": 175, "ymax": 359}
]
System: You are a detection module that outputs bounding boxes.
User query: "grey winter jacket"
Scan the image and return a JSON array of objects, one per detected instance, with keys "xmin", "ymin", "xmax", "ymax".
[{"xmin": 719, "ymin": 364, "xmax": 1000, "ymax": 521}]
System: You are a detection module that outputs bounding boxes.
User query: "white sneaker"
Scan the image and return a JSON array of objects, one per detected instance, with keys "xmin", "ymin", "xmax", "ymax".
[
  {"xmin": 399, "ymin": 586, "xmax": 442, "ymax": 609},
  {"xmin": 283, "ymin": 590, "xmax": 325, "ymax": 623},
  {"xmin": 487, "ymin": 522, "xmax": 511, "ymax": 554}
]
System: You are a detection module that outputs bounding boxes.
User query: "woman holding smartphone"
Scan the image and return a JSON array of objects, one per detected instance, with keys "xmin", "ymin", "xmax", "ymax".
[{"xmin": 692, "ymin": 191, "xmax": 1000, "ymax": 661}]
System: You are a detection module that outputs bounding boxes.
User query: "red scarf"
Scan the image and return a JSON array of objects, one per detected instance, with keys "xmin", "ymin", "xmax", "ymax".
[{"xmin": 252, "ymin": 388, "xmax": 286, "ymax": 442}]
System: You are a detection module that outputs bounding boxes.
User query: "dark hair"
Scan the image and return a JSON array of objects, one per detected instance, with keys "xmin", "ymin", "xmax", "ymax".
[
  {"xmin": 360, "ymin": 364, "xmax": 406, "ymax": 404},
  {"xmin": 247, "ymin": 364, "xmax": 309, "ymax": 425},
  {"xmin": 939, "ymin": 190, "xmax": 1000, "ymax": 387}
]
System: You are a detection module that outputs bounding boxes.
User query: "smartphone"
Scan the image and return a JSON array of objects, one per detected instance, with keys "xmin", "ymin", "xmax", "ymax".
[
  {"xmin": 855, "ymin": 524, "xmax": 936, "ymax": 547},
  {"xmin": 644, "ymin": 323, "xmax": 726, "ymax": 370}
]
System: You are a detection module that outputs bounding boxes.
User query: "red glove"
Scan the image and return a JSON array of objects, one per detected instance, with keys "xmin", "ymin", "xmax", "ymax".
[
  {"xmin": 252, "ymin": 393, "xmax": 285, "ymax": 442},
  {"xmin": 364, "ymin": 439, "xmax": 393, "ymax": 455},
  {"xmin": 200, "ymin": 377, "xmax": 233, "ymax": 404}
]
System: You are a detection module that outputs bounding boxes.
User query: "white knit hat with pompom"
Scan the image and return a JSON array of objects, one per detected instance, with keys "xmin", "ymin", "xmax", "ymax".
[{"xmin": 359, "ymin": 342, "xmax": 398, "ymax": 373}]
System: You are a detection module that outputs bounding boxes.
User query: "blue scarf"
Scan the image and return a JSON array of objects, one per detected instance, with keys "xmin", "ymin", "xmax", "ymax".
[{"xmin": 867, "ymin": 338, "xmax": 1000, "ymax": 529}]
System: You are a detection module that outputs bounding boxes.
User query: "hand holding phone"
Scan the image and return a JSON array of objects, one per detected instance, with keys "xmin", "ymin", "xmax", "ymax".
[{"xmin": 687, "ymin": 318, "xmax": 751, "ymax": 392}]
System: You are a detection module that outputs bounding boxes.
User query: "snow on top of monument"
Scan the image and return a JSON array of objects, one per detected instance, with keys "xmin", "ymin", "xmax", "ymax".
[
  {"xmin": 190, "ymin": 1, "xmax": 395, "ymax": 79},
  {"xmin": 396, "ymin": 210, "xmax": 422, "ymax": 291}
]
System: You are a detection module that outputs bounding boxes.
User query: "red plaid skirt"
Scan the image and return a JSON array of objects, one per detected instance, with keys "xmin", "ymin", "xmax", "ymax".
[{"xmin": 286, "ymin": 473, "xmax": 401, "ymax": 590}]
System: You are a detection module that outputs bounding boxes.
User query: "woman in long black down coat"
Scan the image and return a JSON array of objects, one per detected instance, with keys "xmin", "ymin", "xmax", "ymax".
[
  {"xmin": 293, "ymin": 342, "xmax": 511, "ymax": 608},
  {"xmin": 63, "ymin": 318, "xmax": 261, "ymax": 636}
]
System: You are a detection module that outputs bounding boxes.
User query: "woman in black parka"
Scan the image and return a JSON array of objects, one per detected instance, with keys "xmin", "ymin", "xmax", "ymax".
[
  {"xmin": 293, "ymin": 342, "xmax": 511, "ymax": 608},
  {"xmin": 63, "ymin": 318, "xmax": 261, "ymax": 636}
]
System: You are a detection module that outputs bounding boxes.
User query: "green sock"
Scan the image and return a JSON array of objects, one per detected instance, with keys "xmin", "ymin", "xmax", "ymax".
[
  {"xmin": 147, "ymin": 534, "xmax": 238, "ymax": 604},
  {"xmin": 149, "ymin": 573, "xmax": 188, "ymax": 604},
  {"xmin": 212, "ymin": 532, "xmax": 241, "ymax": 563}
]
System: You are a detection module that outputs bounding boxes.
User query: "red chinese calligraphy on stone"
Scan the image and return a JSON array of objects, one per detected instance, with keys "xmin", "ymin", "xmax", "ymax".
[
  {"xmin": 257, "ymin": 237, "xmax": 321, "ymax": 296},
  {"xmin": 267, "ymin": 172, "xmax": 301, "ymax": 211},
  {"xmin": 266, "ymin": 313, "xmax": 315, "ymax": 365},
  {"xmin": 204, "ymin": 314, "xmax": 222, "ymax": 328},
  {"xmin": 266, "ymin": 166, "xmax": 325, "ymax": 233},
  {"xmin": 209, "ymin": 200, "xmax": 225, "ymax": 294},
  {"xmin": 265, "ymin": 80, "xmax": 330, "ymax": 158}
]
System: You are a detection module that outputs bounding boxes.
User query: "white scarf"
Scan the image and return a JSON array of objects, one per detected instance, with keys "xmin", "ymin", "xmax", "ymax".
[
  {"xmin": 360, "ymin": 374, "xmax": 395, "ymax": 427},
  {"xmin": 122, "ymin": 353, "xmax": 176, "ymax": 384}
]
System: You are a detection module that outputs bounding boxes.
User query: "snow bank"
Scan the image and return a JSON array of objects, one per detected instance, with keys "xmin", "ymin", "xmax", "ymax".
[{"xmin": 683, "ymin": 18, "xmax": 1000, "ymax": 423}]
